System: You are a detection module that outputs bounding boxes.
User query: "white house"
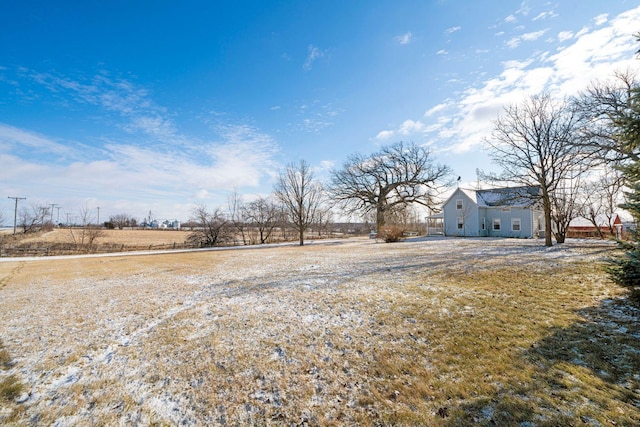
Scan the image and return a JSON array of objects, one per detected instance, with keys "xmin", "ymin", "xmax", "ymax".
[{"xmin": 440, "ymin": 186, "xmax": 545, "ymax": 238}]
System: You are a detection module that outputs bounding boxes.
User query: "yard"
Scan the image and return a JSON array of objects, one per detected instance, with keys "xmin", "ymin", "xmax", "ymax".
[{"xmin": 0, "ymin": 237, "xmax": 638, "ymax": 425}]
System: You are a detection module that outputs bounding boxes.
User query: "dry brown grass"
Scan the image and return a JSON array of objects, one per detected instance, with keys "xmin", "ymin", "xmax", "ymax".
[
  {"xmin": 0, "ymin": 237, "xmax": 638, "ymax": 425},
  {"xmin": 16, "ymin": 228, "xmax": 190, "ymax": 246}
]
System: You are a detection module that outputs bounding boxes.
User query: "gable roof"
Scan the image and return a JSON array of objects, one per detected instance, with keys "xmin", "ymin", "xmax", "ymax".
[
  {"xmin": 444, "ymin": 186, "xmax": 540, "ymax": 209},
  {"xmin": 475, "ymin": 186, "xmax": 540, "ymax": 208}
]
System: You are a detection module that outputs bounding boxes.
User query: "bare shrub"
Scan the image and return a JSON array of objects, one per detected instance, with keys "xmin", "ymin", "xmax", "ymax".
[{"xmin": 378, "ymin": 225, "xmax": 404, "ymax": 243}]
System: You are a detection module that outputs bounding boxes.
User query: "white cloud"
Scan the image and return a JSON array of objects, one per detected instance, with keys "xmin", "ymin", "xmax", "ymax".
[
  {"xmin": 395, "ymin": 32, "xmax": 412, "ymax": 45},
  {"xmin": 446, "ymin": 26, "xmax": 461, "ymax": 34},
  {"xmin": 424, "ymin": 102, "xmax": 450, "ymax": 117},
  {"xmin": 504, "ymin": 15, "xmax": 517, "ymax": 23},
  {"xmin": 0, "ymin": 123, "xmax": 87, "ymax": 162},
  {"xmin": 0, "ymin": 121, "xmax": 281, "ymax": 220},
  {"xmin": 507, "ymin": 29, "xmax": 549, "ymax": 48},
  {"xmin": 436, "ymin": 50, "xmax": 448, "ymax": 55},
  {"xmin": 375, "ymin": 130, "xmax": 394, "ymax": 140},
  {"xmin": 505, "ymin": 36, "xmax": 522, "ymax": 49},
  {"xmin": 594, "ymin": 13, "xmax": 608, "ymax": 26},
  {"xmin": 413, "ymin": 5, "xmax": 640, "ymax": 154},
  {"xmin": 557, "ymin": 31, "xmax": 574, "ymax": 42},
  {"xmin": 533, "ymin": 10, "xmax": 558, "ymax": 21},
  {"xmin": 399, "ymin": 119, "xmax": 425, "ymax": 135},
  {"xmin": 27, "ymin": 70, "xmax": 182, "ymax": 144},
  {"xmin": 303, "ymin": 45, "xmax": 327, "ymax": 71},
  {"xmin": 521, "ymin": 29, "xmax": 548, "ymax": 41}
]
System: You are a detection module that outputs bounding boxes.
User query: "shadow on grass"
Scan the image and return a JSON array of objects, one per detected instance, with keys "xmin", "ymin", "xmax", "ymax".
[{"xmin": 447, "ymin": 297, "xmax": 640, "ymax": 426}]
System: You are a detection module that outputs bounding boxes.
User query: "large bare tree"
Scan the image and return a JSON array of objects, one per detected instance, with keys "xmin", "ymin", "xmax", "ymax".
[
  {"xmin": 486, "ymin": 93, "xmax": 582, "ymax": 247},
  {"xmin": 274, "ymin": 160, "xmax": 324, "ymax": 246},
  {"xmin": 329, "ymin": 142, "xmax": 451, "ymax": 230}
]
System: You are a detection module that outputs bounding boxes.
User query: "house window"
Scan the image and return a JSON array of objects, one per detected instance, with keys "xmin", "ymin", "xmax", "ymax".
[
  {"xmin": 493, "ymin": 218, "xmax": 501, "ymax": 230},
  {"xmin": 456, "ymin": 199, "xmax": 463, "ymax": 210},
  {"xmin": 481, "ymin": 218, "xmax": 486, "ymax": 230},
  {"xmin": 512, "ymin": 218, "xmax": 521, "ymax": 232},
  {"xmin": 457, "ymin": 217, "xmax": 464, "ymax": 230}
]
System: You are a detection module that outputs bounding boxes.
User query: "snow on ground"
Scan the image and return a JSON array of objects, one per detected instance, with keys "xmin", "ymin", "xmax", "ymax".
[{"xmin": 0, "ymin": 237, "xmax": 622, "ymax": 425}]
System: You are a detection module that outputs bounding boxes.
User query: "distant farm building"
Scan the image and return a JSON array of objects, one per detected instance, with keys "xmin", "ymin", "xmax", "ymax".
[
  {"xmin": 568, "ymin": 214, "xmax": 623, "ymax": 239},
  {"xmin": 150, "ymin": 219, "xmax": 181, "ymax": 230}
]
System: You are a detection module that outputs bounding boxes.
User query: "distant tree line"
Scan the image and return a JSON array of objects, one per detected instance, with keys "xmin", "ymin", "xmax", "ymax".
[{"xmin": 186, "ymin": 143, "xmax": 451, "ymax": 247}]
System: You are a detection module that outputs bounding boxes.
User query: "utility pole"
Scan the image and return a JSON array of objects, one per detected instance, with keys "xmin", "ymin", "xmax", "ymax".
[
  {"xmin": 56, "ymin": 206, "xmax": 62, "ymax": 223},
  {"xmin": 49, "ymin": 203, "xmax": 57, "ymax": 225},
  {"xmin": 96, "ymin": 206, "xmax": 100, "ymax": 227},
  {"xmin": 8, "ymin": 196, "xmax": 26, "ymax": 235}
]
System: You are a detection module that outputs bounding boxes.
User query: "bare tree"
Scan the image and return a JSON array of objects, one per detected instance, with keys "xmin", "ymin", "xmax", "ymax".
[
  {"xmin": 69, "ymin": 206, "xmax": 104, "ymax": 250},
  {"xmin": 109, "ymin": 213, "xmax": 137, "ymax": 230},
  {"xmin": 245, "ymin": 196, "xmax": 279, "ymax": 244},
  {"xmin": 227, "ymin": 190, "xmax": 251, "ymax": 245},
  {"xmin": 551, "ymin": 176, "xmax": 582, "ymax": 243},
  {"xmin": 572, "ymin": 70, "xmax": 640, "ymax": 167},
  {"xmin": 313, "ymin": 204, "xmax": 334, "ymax": 237},
  {"xmin": 486, "ymin": 93, "xmax": 582, "ymax": 246},
  {"xmin": 579, "ymin": 167, "xmax": 625, "ymax": 238},
  {"xmin": 330, "ymin": 142, "xmax": 451, "ymax": 230},
  {"xmin": 19, "ymin": 204, "xmax": 50, "ymax": 233},
  {"xmin": 274, "ymin": 160, "xmax": 324, "ymax": 246},
  {"xmin": 187, "ymin": 204, "xmax": 230, "ymax": 247}
]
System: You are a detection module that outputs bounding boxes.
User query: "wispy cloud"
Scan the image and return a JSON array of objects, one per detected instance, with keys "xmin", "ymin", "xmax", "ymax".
[
  {"xmin": 303, "ymin": 45, "xmax": 327, "ymax": 71},
  {"xmin": 0, "ymin": 121, "xmax": 281, "ymax": 219},
  {"xmin": 0, "ymin": 67, "xmax": 283, "ymax": 219},
  {"xmin": 292, "ymin": 101, "xmax": 341, "ymax": 133},
  {"xmin": 594, "ymin": 13, "xmax": 608, "ymax": 26},
  {"xmin": 26, "ymin": 70, "xmax": 182, "ymax": 145},
  {"xmin": 377, "ymin": 5, "xmax": 640, "ymax": 155},
  {"xmin": 506, "ymin": 29, "xmax": 548, "ymax": 48},
  {"xmin": 446, "ymin": 26, "xmax": 461, "ymax": 34},
  {"xmin": 557, "ymin": 31, "xmax": 574, "ymax": 42},
  {"xmin": 533, "ymin": 10, "xmax": 558, "ymax": 21},
  {"xmin": 395, "ymin": 32, "xmax": 412, "ymax": 45}
]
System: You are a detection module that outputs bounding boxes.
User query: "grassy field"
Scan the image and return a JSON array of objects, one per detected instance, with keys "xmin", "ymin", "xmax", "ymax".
[
  {"xmin": 0, "ymin": 237, "xmax": 638, "ymax": 426},
  {"xmin": 11, "ymin": 228, "xmax": 191, "ymax": 246}
]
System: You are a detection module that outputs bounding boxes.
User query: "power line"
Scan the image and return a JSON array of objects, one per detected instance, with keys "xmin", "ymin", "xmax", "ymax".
[{"xmin": 8, "ymin": 196, "xmax": 26, "ymax": 235}]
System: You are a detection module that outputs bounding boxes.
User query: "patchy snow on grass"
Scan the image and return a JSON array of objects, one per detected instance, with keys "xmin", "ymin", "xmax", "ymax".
[{"xmin": 0, "ymin": 236, "xmax": 636, "ymax": 425}]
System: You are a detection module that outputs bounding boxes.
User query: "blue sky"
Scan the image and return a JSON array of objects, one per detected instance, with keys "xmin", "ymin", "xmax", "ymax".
[{"xmin": 1, "ymin": 1, "xmax": 639, "ymax": 223}]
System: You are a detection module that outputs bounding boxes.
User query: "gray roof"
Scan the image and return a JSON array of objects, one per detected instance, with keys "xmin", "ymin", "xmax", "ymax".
[{"xmin": 457, "ymin": 186, "xmax": 540, "ymax": 208}]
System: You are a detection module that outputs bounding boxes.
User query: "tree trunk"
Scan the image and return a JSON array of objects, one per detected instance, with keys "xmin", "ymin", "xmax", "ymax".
[
  {"xmin": 376, "ymin": 204, "xmax": 386, "ymax": 231},
  {"xmin": 543, "ymin": 192, "xmax": 553, "ymax": 247}
]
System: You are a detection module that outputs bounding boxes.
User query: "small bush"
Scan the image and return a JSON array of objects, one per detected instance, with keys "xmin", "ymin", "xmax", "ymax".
[
  {"xmin": 0, "ymin": 339, "xmax": 11, "ymax": 369},
  {"xmin": 0, "ymin": 375, "xmax": 24, "ymax": 402},
  {"xmin": 0, "ymin": 349, "xmax": 10, "ymax": 369},
  {"xmin": 378, "ymin": 225, "xmax": 404, "ymax": 243}
]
